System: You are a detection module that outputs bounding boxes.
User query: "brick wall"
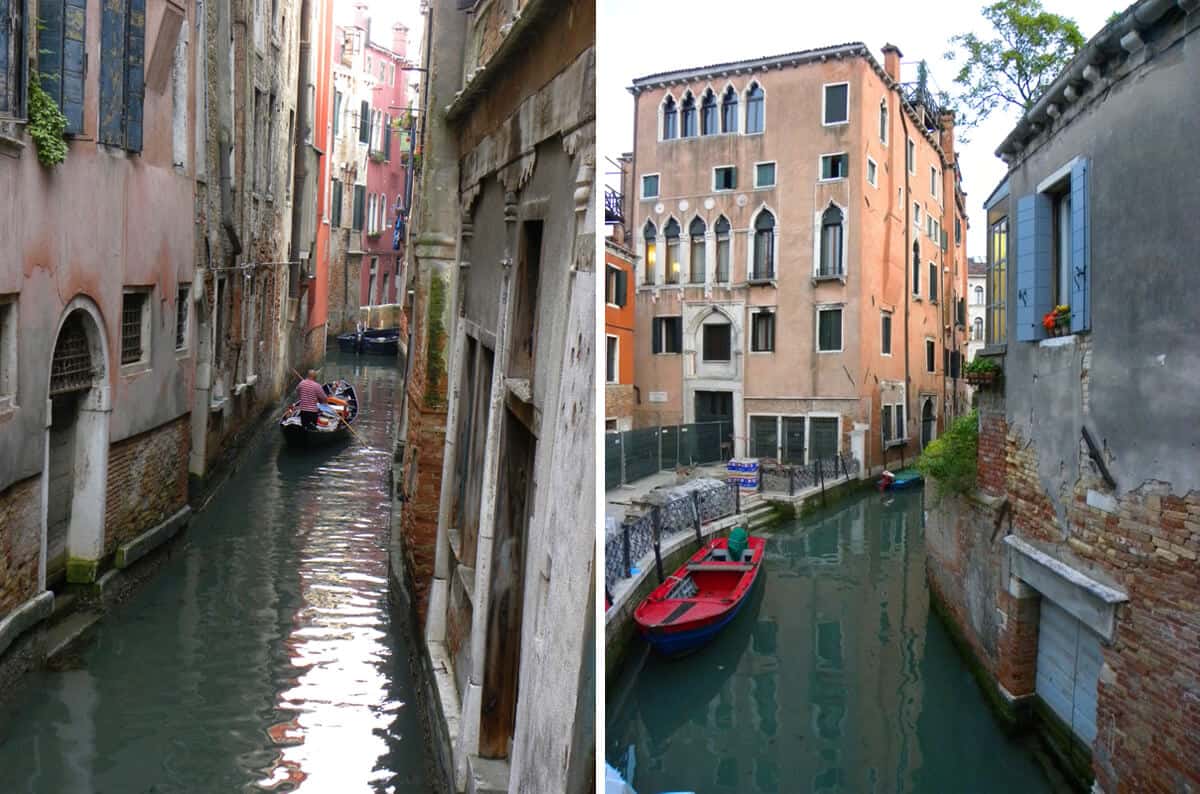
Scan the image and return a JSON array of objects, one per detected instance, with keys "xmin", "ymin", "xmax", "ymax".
[
  {"xmin": 0, "ymin": 475, "xmax": 41, "ymax": 618},
  {"xmin": 604, "ymin": 384, "xmax": 633, "ymax": 424},
  {"xmin": 977, "ymin": 391, "xmax": 1007, "ymax": 495},
  {"xmin": 104, "ymin": 416, "xmax": 190, "ymax": 556},
  {"xmin": 400, "ymin": 394, "xmax": 447, "ymax": 622}
]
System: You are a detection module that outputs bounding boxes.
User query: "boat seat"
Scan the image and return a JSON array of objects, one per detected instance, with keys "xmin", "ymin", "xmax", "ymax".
[
  {"xmin": 667, "ymin": 576, "xmax": 698, "ymax": 600},
  {"xmin": 686, "ymin": 562, "xmax": 754, "ymax": 572}
]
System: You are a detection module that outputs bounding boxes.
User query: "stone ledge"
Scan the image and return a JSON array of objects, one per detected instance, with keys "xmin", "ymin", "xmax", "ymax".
[
  {"xmin": 1004, "ymin": 535, "xmax": 1128, "ymax": 642},
  {"xmin": 114, "ymin": 506, "xmax": 192, "ymax": 569},
  {"xmin": 0, "ymin": 591, "xmax": 54, "ymax": 660},
  {"xmin": 466, "ymin": 754, "xmax": 509, "ymax": 794}
]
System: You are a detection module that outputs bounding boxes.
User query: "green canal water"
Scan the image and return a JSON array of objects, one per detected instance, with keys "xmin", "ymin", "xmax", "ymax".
[
  {"xmin": 0, "ymin": 354, "xmax": 432, "ymax": 793},
  {"xmin": 607, "ymin": 488, "xmax": 1053, "ymax": 794}
]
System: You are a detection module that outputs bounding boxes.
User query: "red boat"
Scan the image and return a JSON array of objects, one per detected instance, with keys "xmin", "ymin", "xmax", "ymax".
[{"xmin": 633, "ymin": 534, "xmax": 766, "ymax": 657}]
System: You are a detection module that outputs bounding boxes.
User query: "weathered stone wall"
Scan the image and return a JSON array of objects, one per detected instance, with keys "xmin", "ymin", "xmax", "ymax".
[
  {"xmin": 104, "ymin": 416, "xmax": 190, "ymax": 556},
  {"xmin": 0, "ymin": 476, "xmax": 41, "ymax": 618},
  {"xmin": 399, "ymin": 395, "xmax": 446, "ymax": 621}
]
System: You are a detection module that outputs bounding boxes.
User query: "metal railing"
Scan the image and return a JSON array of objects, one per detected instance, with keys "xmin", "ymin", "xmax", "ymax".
[{"xmin": 605, "ymin": 421, "xmax": 733, "ymax": 490}]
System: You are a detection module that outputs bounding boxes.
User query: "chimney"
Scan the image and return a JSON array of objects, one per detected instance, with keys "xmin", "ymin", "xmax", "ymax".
[
  {"xmin": 392, "ymin": 23, "xmax": 408, "ymax": 60},
  {"xmin": 939, "ymin": 109, "xmax": 957, "ymax": 159},
  {"xmin": 353, "ymin": 3, "xmax": 369, "ymax": 36},
  {"xmin": 881, "ymin": 44, "xmax": 903, "ymax": 83}
]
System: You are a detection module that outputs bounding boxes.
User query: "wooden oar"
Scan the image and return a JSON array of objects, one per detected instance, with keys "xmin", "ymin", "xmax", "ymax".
[{"xmin": 292, "ymin": 368, "xmax": 365, "ymax": 443}]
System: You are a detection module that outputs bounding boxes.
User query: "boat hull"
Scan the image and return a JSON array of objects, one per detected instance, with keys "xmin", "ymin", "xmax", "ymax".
[
  {"xmin": 335, "ymin": 328, "xmax": 400, "ymax": 355},
  {"xmin": 280, "ymin": 380, "xmax": 358, "ymax": 447},
  {"xmin": 639, "ymin": 577, "xmax": 757, "ymax": 657}
]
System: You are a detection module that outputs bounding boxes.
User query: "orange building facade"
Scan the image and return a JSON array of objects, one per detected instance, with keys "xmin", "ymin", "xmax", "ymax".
[
  {"xmin": 605, "ymin": 240, "xmax": 636, "ymax": 431},
  {"xmin": 626, "ymin": 43, "xmax": 970, "ymax": 473}
]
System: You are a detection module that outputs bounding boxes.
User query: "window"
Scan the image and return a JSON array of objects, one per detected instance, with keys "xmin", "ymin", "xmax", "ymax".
[
  {"xmin": 332, "ymin": 91, "xmax": 343, "ymax": 138},
  {"xmin": 643, "ymin": 221, "xmax": 657, "ymax": 284},
  {"xmin": 664, "ymin": 219, "xmax": 681, "ymax": 284},
  {"xmin": 930, "ymin": 166, "xmax": 939, "ymax": 198},
  {"xmin": 929, "ymin": 262, "xmax": 938, "ymax": 302},
  {"xmin": 701, "ymin": 89, "xmax": 718, "ymax": 135},
  {"xmin": 866, "ymin": 157, "xmax": 878, "ymax": 187},
  {"xmin": 99, "ymin": 0, "xmax": 147, "ymax": 150},
  {"xmin": 820, "ymin": 154, "xmax": 848, "ymax": 181},
  {"xmin": 721, "ymin": 85, "xmax": 738, "ymax": 133},
  {"xmin": 641, "ymin": 173, "xmax": 659, "ymax": 199},
  {"xmin": 755, "ymin": 162, "xmax": 776, "ymax": 189},
  {"xmin": 359, "ymin": 100, "xmax": 370, "ymax": 143},
  {"xmin": 818, "ymin": 204, "xmax": 844, "ymax": 277},
  {"xmin": 689, "ymin": 217, "xmax": 706, "ymax": 283},
  {"xmin": 0, "ymin": 297, "xmax": 16, "ymax": 403},
  {"xmin": 913, "ymin": 202, "xmax": 922, "ymax": 230},
  {"xmin": 713, "ymin": 166, "xmax": 736, "ymax": 191},
  {"xmin": 955, "ymin": 216, "xmax": 962, "ymax": 246},
  {"xmin": 605, "ymin": 265, "xmax": 628, "ymax": 307},
  {"xmin": 750, "ymin": 416, "xmax": 779, "ymax": 459},
  {"xmin": 681, "ymin": 92, "xmax": 697, "ymax": 137},
  {"xmin": 989, "ymin": 217, "xmax": 1008, "ymax": 344},
  {"xmin": 975, "ymin": 285, "xmax": 984, "ymax": 305},
  {"xmin": 752, "ymin": 210, "xmax": 775, "ymax": 280},
  {"xmin": 745, "ymin": 82, "xmax": 764, "ymax": 134},
  {"xmin": 175, "ymin": 286, "xmax": 189, "ymax": 350},
  {"xmin": 352, "ymin": 184, "xmax": 365, "ymax": 230},
  {"xmin": 973, "ymin": 316, "xmax": 984, "ymax": 340},
  {"xmin": 882, "ymin": 402, "xmax": 906, "ymax": 443},
  {"xmin": 817, "ymin": 307, "xmax": 842, "ymax": 352},
  {"xmin": 662, "ymin": 95, "xmax": 677, "ymax": 139},
  {"xmin": 912, "ymin": 242, "xmax": 921, "ymax": 296},
  {"xmin": 881, "ymin": 312, "xmax": 892, "ymax": 355},
  {"xmin": 606, "ymin": 335, "xmax": 619, "ymax": 383},
  {"xmin": 368, "ymin": 193, "xmax": 377, "ymax": 234},
  {"xmin": 367, "ymin": 259, "xmax": 377, "ymax": 306},
  {"xmin": 810, "ymin": 417, "xmax": 839, "ymax": 462},
  {"xmin": 879, "ymin": 99, "xmax": 888, "ymax": 144},
  {"xmin": 1052, "ymin": 188, "xmax": 1072, "ymax": 307},
  {"xmin": 823, "ymin": 83, "xmax": 848, "ymax": 125},
  {"xmin": 121, "ymin": 289, "xmax": 150, "ymax": 366},
  {"xmin": 0, "ymin": 0, "xmax": 24, "ymax": 118},
  {"xmin": 702, "ymin": 322, "xmax": 731, "ymax": 361},
  {"xmin": 751, "ymin": 310, "xmax": 775, "ymax": 352},
  {"xmin": 331, "ymin": 179, "xmax": 343, "ymax": 227},
  {"xmin": 652, "ymin": 316, "xmax": 682, "ymax": 354},
  {"xmin": 906, "ymin": 138, "xmax": 915, "ymax": 174},
  {"xmin": 926, "ymin": 339, "xmax": 936, "ymax": 373},
  {"xmin": 715, "ymin": 216, "xmax": 731, "ymax": 283},
  {"xmin": 36, "ymin": 0, "xmax": 88, "ymax": 134}
]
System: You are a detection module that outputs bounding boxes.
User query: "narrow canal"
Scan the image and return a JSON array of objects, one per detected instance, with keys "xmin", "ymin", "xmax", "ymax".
[
  {"xmin": 0, "ymin": 354, "xmax": 432, "ymax": 793},
  {"xmin": 607, "ymin": 488, "xmax": 1053, "ymax": 794}
]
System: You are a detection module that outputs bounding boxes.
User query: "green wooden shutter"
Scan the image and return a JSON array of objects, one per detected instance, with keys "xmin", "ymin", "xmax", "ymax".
[
  {"xmin": 352, "ymin": 184, "xmax": 364, "ymax": 230},
  {"xmin": 99, "ymin": 0, "xmax": 127, "ymax": 146},
  {"xmin": 62, "ymin": 0, "xmax": 86, "ymax": 134},
  {"xmin": 331, "ymin": 179, "xmax": 342, "ymax": 227},
  {"xmin": 670, "ymin": 317, "xmax": 682, "ymax": 353},
  {"xmin": 651, "ymin": 319, "xmax": 661, "ymax": 354},
  {"xmin": 124, "ymin": 0, "xmax": 145, "ymax": 151},
  {"xmin": 1070, "ymin": 159, "xmax": 1090, "ymax": 333},
  {"xmin": 358, "ymin": 100, "xmax": 369, "ymax": 143},
  {"xmin": 383, "ymin": 117, "xmax": 391, "ymax": 159}
]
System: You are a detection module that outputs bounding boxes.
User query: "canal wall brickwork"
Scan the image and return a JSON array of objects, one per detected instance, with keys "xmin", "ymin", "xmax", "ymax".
[
  {"xmin": 399, "ymin": 395, "xmax": 446, "ymax": 622},
  {"xmin": 104, "ymin": 416, "xmax": 191, "ymax": 557},
  {"xmin": 0, "ymin": 475, "xmax": 41, "ymax": 618}
]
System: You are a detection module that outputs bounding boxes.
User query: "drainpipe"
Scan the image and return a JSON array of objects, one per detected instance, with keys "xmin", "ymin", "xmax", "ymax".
[
  {"xmin": 289, "ymin": 0, "xmax": 312, "ymax": 300},
  {"xmin": 900, "ymin": 103, "xmax": 912, "ymax": 448},
  {"xmin": 217, "ymin": 0, "xmax": 241, "ymax": 259}
]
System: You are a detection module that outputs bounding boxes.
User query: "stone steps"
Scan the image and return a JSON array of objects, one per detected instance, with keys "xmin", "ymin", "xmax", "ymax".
[{"xmin": 43, "ymin": 608, "xmax": 102, "ymax": 662}]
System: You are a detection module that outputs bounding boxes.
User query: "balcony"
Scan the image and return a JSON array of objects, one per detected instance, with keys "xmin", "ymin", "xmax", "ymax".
[{"xmin": 604, "ymin": 186, "xmax": 624, "ymax": 225}]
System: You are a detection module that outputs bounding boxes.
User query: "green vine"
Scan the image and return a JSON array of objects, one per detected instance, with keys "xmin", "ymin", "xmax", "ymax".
[
  {"xmin": 916, "ymin": 409, "xmax": 979, "ymax": 500},
  {"xmin": 423, "ymin": 273, "xmax": 447, "ymax": 406},
  {"xmin": 28, "ymin": 72, "xmax": 67, "ymax": 167}
]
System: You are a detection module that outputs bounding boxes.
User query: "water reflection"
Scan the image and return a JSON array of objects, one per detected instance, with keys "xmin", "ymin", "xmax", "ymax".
[
  {"xmin": 607, "ymin": 489, "xmax": 1051, "ymax": 794},
  {"xmin": 0, "ymin": 354, "xmax": 430, "ymax": 793}
]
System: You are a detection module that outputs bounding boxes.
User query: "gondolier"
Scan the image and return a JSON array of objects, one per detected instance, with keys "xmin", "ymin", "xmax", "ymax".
[{"xmin": 296, "ymin": 370, "xmax": 329, "ymax": 429}]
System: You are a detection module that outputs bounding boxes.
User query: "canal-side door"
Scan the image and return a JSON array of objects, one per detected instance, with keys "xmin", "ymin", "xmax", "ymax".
[
  {"xmin": 809, "ymin": 417, "xmax": 838, "ymax": 464},
  {"xmin": 1035, "ymin": 599, "xmax": 1101, "ymax": 744},
  {"xmin": 921, "ymin": 397, "xmax": 936, "ymax": 449},
  {"xmin": 693, "ymin": 390, "xmax": 733, "ymax": 459}
]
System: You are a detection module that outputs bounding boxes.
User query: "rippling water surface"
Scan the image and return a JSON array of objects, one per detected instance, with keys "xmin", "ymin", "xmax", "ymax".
[
  {"xmin": 0, "ymin": 354, "xmax": 431, "ymax": 793},
  {"xmin": 606, "ymin": 488, "xmax": 1052, "ymax": 794}
]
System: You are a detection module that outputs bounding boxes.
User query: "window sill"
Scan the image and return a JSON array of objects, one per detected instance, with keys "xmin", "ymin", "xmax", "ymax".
[
  {"xmin": 812, "ymin": 274, "xmax": 846, "ymax": 285},
  {"xmin": 747, "ymin": 278, "xmax": 777, "ymax": 288},
  {"xmin": 818, "ymin": 177, "xmax": 847, "ymax": 184},
  {"xmin": 749, "ymin": 350, "xmax": 774, "ymax": 355},
  {"xmin": 0, "ymin": 119, "xmax": 26, "ymax": 154},
  {"xmin": 980, "ymin": 344, "xmax": 1007, "ymax": 358},
  {"xmin": 816, "ymin": 349, "xmax": 843, "ymax": 355},
  {"xmin": 654, "ymin": 352, "xmax": 681, "ymax": 356},
  {"xmin": 121, "ymin": 361, "xmax": 152, "ymax": 379},
  {"xmin": 1038, "ymin": 334, "xmax": 1078, "ymax": 348},
  {"xmin": 884, "ymin": 437, "xmax": 910, "ymax": 449}
]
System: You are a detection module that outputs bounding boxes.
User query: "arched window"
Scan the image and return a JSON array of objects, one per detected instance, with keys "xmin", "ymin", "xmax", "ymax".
[
  {"xmin": 715, "ymin": 216, "xmax": 731, "ymax": 282},
  {"xmin": 681, "ymin": 92, "xmax": 697, "ymax": 137},
  {"xmin": 664, "ymin": 218, "xmax": 681, "ymax": 284},
  {"xmin": 643, "ymin": 220, "xmax": 657, "ymax": 284},
  {"xmin": 974, "ymin": 285, "xmax": 984, "ymax": 305},
  {"xmin": 662, "ymin": 96, "xmax": 677, "ymax": 140},
  {"xmin": 746, "ymin": 82, "xmax": 764, "ymax": 134},
  {"xmin": 701, "ymin": 89, "xmax": 718, "ymax": 135},
  {"xmin": 819, "ymin": 204, "xmax": 845, "ymax": 277},
  {"xmin": 752, "ymin": 210, "xmax": 775, "ymax": 280},
  {"xmin": 879, "ymin": 98, "xmax": 889, "ymax": 144},
  {"xmin": 912, "ymin": 241, "xmax": 921, "ymax": 296},
  {"xmin": 973, "ymin": 316, "xmax": 984, "ymax": 340},
  {"xmin": 689, "ymin": 217, "xmax": 707, "ymax": 283},
  {"xmin": 721, "ymin": 86, "xmax": 738, "ymax": 133}
]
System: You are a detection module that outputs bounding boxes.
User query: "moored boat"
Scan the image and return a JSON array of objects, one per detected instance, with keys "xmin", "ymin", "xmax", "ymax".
[
  {"xmin": 633, "ymin": 531, "xmax": 765, "ymax": 658},
  {"xmin": 280, "ymin": 379, "xmax": 358, "ymax": 447},
  {"xmin": 878, "ymin": 467, "xmax": 922, "ymax": 490},
  {"xmin": 335, "ymin": 327, "xmax": 400, "ymax": 355}
]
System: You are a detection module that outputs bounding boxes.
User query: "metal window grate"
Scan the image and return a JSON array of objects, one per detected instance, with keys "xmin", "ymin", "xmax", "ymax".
[
  {"xmin": 50, "ymin": 314, "xmax": 94, "ymax": 395},
  {"xmin": 175, "ymin": 287, "xmax": 188, "ymax": 349},
  {"xmin": 122, "ymin": 293, "xmax": 144, "ymax": 364}
]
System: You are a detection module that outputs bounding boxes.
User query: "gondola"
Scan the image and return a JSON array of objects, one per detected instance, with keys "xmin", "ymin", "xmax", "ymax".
[
  {"xmin": 335, "ymin": 327, "xmax": 400, "ymax": 355},
  {"xmin": 633, "ymin": 532, "xmax": 765, "ymax": 658},
  {"xmin": 280, "ymin": 379, "xmax": 358, "ymax": 447}
]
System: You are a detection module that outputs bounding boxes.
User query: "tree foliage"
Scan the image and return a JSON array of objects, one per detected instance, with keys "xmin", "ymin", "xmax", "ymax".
[
  {"xmin": 916, "ymin": 410, "xmax": 979, "ymax": 501},
  {"xmin": 944, "ymin": 0, "xmax": 1085, "ymax": 133}
]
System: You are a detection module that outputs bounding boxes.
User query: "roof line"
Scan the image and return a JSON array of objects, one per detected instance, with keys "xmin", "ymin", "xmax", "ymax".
[{"xmin": 629, "ymin": 42, "xmax": 867, "ymax": 89}]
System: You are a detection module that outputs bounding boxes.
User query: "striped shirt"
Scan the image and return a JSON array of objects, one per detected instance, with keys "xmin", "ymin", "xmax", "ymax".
[{"xmin": 297, "ymin": 379, "xmax": 325, "ymax": 412}]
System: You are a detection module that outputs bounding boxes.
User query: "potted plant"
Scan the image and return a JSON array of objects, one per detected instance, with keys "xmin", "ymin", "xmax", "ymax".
[
  {"xmin": 964, "ymin": 356, "xmax": 1003, "ymax": 387},
  {"xmin": 1042, "ymin": 304, "xmax": 1071, "ymax": 336}
]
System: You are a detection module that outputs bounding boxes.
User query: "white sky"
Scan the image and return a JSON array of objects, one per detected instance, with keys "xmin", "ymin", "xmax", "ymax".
[
  {"xmin": 598, "ymin": 0, "xmax": 1115, "ymax": 258},
  {"xmin": 334, "ymin": 0, "xmax": 425, "ymax": 89}
]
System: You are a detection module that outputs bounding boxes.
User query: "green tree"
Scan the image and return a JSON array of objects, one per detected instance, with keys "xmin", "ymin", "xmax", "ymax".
[{"xmin": 944, "ymin": 0, "xmax": 1085, "ymax": 133}]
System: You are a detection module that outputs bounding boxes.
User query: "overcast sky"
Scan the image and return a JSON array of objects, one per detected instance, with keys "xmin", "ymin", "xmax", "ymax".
[
  {"xmin": 598, "ymin": 0, "xmax": 1114, "ymax": 258},
  {"xmin": 335, "ymin": 0, "xmax": 424, "ymax": 85}
]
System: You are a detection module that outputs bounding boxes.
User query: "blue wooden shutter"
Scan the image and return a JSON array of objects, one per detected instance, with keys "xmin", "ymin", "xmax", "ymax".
[
  {"xmin": 62, "ymin": 0, "xmax": 86, "ymax": 134},
  {"xmin": 99, "ymin": 0, "xmax": 126, "ymax": 146},
  {"xmin": 0, "ymin": 0, "xmax": 11, "ymax": 116},
  {"xmin": 1070, "ymin": 158, "xmax": 1090, "ymax": 333},
  {"xmin": 1015, "ymin": 193, "xmax": 1053, "ymax": 341},
  {"xmin": 124, "ymin": 0, "xmax": 145, "ymax": 151},
  {"xmin": 37, "ymin": 0, "xmax": 64, "ymax": 105}
]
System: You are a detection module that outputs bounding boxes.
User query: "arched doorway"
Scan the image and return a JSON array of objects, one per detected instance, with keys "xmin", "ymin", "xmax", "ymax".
[
  {"xmin": 43, "ymin": 299, "xmax": 111, "ymax": 585},
  {"xmin": 920, "ymin": 397, "xmax": 936, "ymax": 449}
]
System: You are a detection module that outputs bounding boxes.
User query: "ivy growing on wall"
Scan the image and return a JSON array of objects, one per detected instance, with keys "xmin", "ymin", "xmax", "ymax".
[
  {"xmin": 424, "ymin": 273, "xmax": 447, "ymax": 407},
  {"xmin": 28, "ymin": 72, "xmax": 67, "ymax": 167},
  {"xmin": 916, "ymin": 409, "xmax": 979, "ymax": 500}
]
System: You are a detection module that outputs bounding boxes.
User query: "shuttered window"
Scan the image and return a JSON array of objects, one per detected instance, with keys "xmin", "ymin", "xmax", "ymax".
[
  {"xmin": 38, "ymin": 0, "xmax": 86, "ymax": 134},
  {"xmin": 358, "ymin": 100, "xmax": 370, "ymax": 143},
  {"xmin": 1015, "ymin": 193, "xmax": 1053, "ymax": 341},
  {"xmin": 99, "ymin": 0, "xmax": 145, "ymax": 150},
  {"xmin": 0, "ymin": 0, "xmax": 24, "ymax": 117},
  {"xmin": 651, "ymin": 316, "xmax": 681, "ymax": 354},
  {"xmin": 1068, "ymin": 159, "xmax": 1090, "ymax": 333},
  {"xmin": 809, "ymin": 417, "xmax": 839, "ymax": 463},
  {"xmin": 332, "ymin": 90, "xmax": 342, "ymax": 137},
  {"xmin": 351, "ymin": 184, "xmax": 365, "ymax": 230},
  {"xmin": 330, "ymin": 179, "xmax": 342, "ymax": 227},
  {"xmin": 750, "ymin": 416, "xmax": 778, "ymax": 459},
  {"xmin": 383, "ymin": 114, "xmax": 391, "ymax": 159}
]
